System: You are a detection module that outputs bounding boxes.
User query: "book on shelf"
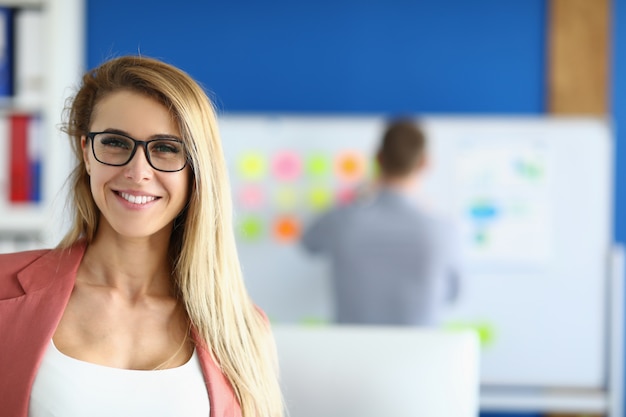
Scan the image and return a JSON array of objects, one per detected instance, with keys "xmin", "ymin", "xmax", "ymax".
[
  {"xmin": 28, "ymin": 114, "xmax": 42, "ymax": 202},
  {"xmin": 14, "ymin": 7, "xmax": 44, "ymax": 106},
  {"xmin": 9, "ymin": 113, "xmax": 30, "ymax": 203},
  {"xmin": 8, "ymin": 113, "xmax": 41, "ymax": 204},
  {"xmin": 0, "ymin": 115, "xmax": 7, "ymax": 207},
  {"xmin": 0, "ymin": 7, "xmax": 12, "ymax": 99},
  {"xmin": 0, "ymin": 5, "xmax": 46, "ymax": 206}
]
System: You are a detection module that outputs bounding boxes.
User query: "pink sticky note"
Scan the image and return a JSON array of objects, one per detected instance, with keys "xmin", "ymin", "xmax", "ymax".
[
  {"xmin": 272, "ymin": 151, "xmax": 302, "ymax": 181},
  {"xmin": 238, "ymin": 185, "xmax": 264, "ymax": 209},
  {"xmin": 336, "ymin": 187, "xmax": 357, "ymax": 205}
]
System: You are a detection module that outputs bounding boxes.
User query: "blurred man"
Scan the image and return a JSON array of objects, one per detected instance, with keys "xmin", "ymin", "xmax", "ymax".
[{"xmin": 301, "ymin": 118, "xmax": 462, "ymax": 326}]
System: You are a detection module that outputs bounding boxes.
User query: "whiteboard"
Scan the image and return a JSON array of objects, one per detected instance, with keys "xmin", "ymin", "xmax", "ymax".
[{"xmin": 218, "ymin": 114, "xmax": 613, "ymax": 389}]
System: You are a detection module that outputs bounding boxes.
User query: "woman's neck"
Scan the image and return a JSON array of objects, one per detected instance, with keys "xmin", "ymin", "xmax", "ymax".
[{"xmin": 80, "ymin": 230, "xmax": 174, "ymax": 299}]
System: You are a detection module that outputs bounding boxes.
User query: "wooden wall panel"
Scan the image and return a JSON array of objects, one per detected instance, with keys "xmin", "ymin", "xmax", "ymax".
[{"xmin": 547, "ymin": 0, "xmax": 610, "ymax": 114}]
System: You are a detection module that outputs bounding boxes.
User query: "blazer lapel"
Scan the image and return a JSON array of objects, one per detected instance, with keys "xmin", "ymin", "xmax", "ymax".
[
  {"xmin": 192, "ymin": 328, "xmax": 242, "ymax": 417},
  {"xmin": 0, "ymin": 242, "xmax": 86, "ymax": 416}
]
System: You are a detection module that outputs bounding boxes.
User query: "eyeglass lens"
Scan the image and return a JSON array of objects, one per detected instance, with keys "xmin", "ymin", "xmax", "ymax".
[{"xmin": 92, "ymin": 132, "xmax": 186, "ymax": 172}]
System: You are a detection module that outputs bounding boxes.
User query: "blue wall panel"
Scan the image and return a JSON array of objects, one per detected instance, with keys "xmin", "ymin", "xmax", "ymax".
[
  {"xmin": 613, "ymin": 0, "xmax": 626, "ymax": 245},
  {"xmin": 87, "ymin": 0, "xmax": 546, "ymax": 114}
]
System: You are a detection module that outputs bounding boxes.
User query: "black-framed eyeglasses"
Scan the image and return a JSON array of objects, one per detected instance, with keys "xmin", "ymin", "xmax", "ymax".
[{"xmin": 87, "ymin": 131, "xmax": 188, "ymax": 173}]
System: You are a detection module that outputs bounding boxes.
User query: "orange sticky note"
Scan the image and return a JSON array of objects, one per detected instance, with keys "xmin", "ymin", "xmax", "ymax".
[
  {"xmin": 335, "ymin": 151, "xmax": 366, "ymax": 182},
  {"xmin": 273, "ymin": 216, "xmax": 301, "ymax": 243}
]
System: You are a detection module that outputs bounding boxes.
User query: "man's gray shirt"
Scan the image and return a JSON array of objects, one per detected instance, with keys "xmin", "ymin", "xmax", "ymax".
[{"xmin": 301, "ymin": 188, "xmax": 462, "ymax": 326}]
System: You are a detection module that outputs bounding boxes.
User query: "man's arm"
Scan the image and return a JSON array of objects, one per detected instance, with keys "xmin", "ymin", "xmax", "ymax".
[{"xmin": 300, "ymin": 210, "xmax": 336, "ymax": 255}]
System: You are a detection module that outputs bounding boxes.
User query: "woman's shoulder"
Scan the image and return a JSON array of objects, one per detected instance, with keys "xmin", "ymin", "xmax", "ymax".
[
  {"xmin": 0, "ymin": 249, "xmax": 52, "ymax": 300},
  {"xmin": 1, "ymin": 240, "xmax": 87, "ymax": 272},
  {"xmin": 0, "ymin": 248, "xmax": 52, "ymax": 276},
  {"xmin": 0, "ymin": 240, "xmax": 86, "ymax": 266},
  {"xmin": 0, "ymin": 243, "xmax": 86, "ymax": 298}
]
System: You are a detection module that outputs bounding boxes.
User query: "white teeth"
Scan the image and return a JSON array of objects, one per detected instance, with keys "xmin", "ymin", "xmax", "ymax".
[{"xmin": 120, "ymin": 192, "xmax": 156, "ymax": 205}]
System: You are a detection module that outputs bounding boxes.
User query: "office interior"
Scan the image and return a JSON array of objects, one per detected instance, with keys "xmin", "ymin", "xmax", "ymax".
[{"xmin": 1, "ymin": 0, "xmax": 623, "ymax": 416}]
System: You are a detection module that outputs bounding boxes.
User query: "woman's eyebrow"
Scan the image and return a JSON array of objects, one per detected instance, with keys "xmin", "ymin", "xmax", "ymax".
[{"xmin": 96, "ymin": 128, "xmax": 182, "ymax": 141}]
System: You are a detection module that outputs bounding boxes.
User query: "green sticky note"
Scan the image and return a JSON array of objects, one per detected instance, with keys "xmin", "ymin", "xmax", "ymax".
[
  {"xmin": 306, "ymin": 153, "xmax": 331, "ymax": 177},
  {"xmin": 444, "ymin": 320, "xmax": 496, "ymax": 347},
  {"xmin": 370, "ymin": 158, "xmax": 380, "ymax": 178},
  {"xmin": 238, "ymin": 216, "xmax": 264, "ymax": 241}
]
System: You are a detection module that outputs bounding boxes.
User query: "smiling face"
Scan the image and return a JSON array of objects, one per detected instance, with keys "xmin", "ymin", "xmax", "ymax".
[{"xmin": 82, "ymin": 90, "xmax": 190, "ymax": 242}]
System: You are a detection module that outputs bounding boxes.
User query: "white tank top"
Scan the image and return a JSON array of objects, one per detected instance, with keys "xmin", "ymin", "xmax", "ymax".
[{"xmin": 29, "ymin": 339, "xmax": 210, "ymax": 417}]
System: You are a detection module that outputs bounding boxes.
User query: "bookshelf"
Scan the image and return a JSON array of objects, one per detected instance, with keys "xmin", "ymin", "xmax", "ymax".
[
  {"xmin": 0, "ymin": 0, "xmax": 84, "ymax": 251},
  {"xmin": 0, "ymin": 1, "xmax": 43, "ymax": 7}
]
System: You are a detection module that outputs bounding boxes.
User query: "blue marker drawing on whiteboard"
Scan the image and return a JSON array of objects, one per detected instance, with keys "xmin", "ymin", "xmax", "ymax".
[{"xmin": 456, "ymin": 141, "xmax": 552, "ymax": 266}]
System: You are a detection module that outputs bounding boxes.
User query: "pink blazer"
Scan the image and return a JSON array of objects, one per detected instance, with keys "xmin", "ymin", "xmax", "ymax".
[{"xmin": 0, "ymin": 242, "xmax": 241, "ymax": 417}]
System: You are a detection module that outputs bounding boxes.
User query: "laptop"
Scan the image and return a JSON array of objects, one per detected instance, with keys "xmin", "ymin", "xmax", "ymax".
[{"xmin": 272, "ymin": 325, "xmax": 480, "ymax": 417}]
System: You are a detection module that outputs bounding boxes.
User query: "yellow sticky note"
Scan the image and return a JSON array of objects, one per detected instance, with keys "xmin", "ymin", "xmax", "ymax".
[
  {"xmin": 307, "ymin": 186, "xmax": 333, "ymax": 211},
  {"xmin": 275, "ymin": 187, "xmax": 298, "ymax": 211},
  {"xmin": 237, "ymin": 152, "xmax": 266, "ymax": 180}
]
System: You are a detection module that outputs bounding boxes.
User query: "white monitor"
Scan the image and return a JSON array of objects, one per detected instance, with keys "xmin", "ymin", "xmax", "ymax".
[{"xmin": 273, "ymin": 325, "xmax": 480, "ymax": 417}]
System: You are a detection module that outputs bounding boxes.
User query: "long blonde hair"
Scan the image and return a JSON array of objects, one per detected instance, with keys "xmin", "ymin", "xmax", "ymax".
[{"xmin": 58, "ymin": 55, "xmax": 283, "ymax": 417}]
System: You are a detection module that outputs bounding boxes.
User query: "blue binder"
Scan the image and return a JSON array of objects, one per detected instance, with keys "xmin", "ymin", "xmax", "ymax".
[{"xmin": 0, "ymin": 7, "xmax": 12, "ymax": 98}]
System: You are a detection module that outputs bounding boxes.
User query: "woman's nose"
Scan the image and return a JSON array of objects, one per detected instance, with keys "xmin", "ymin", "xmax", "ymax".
[{"xmin": 123, "ymin": 145, "xmax": 153, "ymax": 181}]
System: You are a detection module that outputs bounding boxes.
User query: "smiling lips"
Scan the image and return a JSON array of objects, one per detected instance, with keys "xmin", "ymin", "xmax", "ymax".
[{"xmin": 118, "ymin": 191, "xmax": 158, "ymax": 205}]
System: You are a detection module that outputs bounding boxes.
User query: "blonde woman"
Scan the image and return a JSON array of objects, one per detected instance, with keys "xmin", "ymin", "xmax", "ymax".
[{"xmin": 0, "ymin": 56, "xmax": 283, "ymax": 417}]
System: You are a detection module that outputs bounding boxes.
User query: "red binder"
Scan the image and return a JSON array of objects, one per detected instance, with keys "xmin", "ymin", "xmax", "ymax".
[{"xmin": 9, "ymin": 114, "xmax": 30, "ymax": 202}]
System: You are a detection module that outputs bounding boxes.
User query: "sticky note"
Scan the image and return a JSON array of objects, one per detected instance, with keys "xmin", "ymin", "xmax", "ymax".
[
  {"xmin": 370, "ymin": 158, "xmax": 380, "ymax": 177},
  {"xmin": 444, "ymin": 320, "xmax": 496, "ymax": 348},
  {"xmin": 273, "ymin": 216, "xmax": 301, "ymax": 243},
  {"xmin": 237, "ymin": 152, "xmax": 266, "ymax": 180},
  {"xmin": 336, "ymin": 187, "xmax": 357, "ymax": 205},
  {"xmin": 238, "ymin": 216, "xmax": 264, "ymax": 241},
  {"xmin": 308, "ymin": 186, "xmax": 333, "ymax": 211},
  {"xmin": 306, "ymin": 153, "xmax": 331, "ymax": 178},
  {"xmin": 275, "ymin": 187, "xmax": 298, "ymax": 211},
  {"xmin": 238, "ymin": 185, "xmax": 264, "ymax": 209},
  {"xmin": 336, "ymin": 151, "xmax": 366, "ymax": 182},
  {"xmin": 272, "ymin": 150, "xmax": 302, "ymax": 181}
]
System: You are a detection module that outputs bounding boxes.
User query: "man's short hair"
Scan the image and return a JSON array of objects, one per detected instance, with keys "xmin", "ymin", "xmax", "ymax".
[{"xmin": 377, "ymin": 118, "xmax": 426, "ymax": 178}]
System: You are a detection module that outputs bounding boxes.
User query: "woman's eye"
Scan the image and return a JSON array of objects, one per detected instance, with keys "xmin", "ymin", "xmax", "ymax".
[
  {"xmin": 152, "ymin": 141, "xmax": 181, "ymax": 154},
  {"xmin": 101, "ymin": 136, "xmax": 132, "ymax": 149}
]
